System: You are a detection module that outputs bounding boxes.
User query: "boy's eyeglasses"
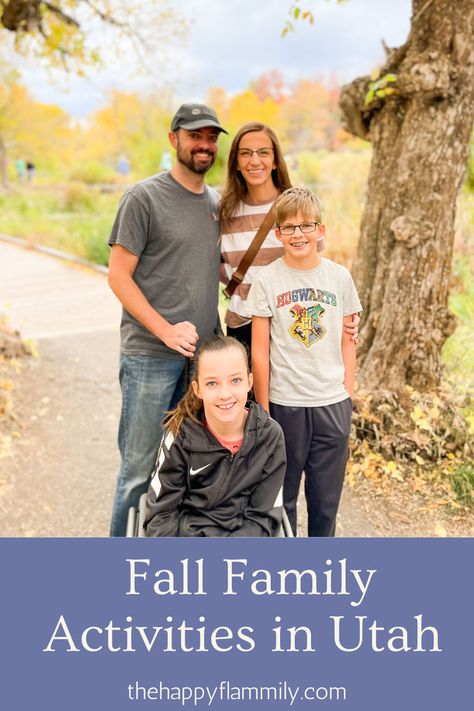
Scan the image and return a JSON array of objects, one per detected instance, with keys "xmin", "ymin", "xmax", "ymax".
[
  {"xmin": 237, "ymin": 148, "xmax": 274, "ymax": 159},
  {"xmin": 278, "ymin": 222, "xmax": 320, "ymax": 236}
]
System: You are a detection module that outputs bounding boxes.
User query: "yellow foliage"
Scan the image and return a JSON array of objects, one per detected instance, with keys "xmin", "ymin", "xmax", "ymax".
[
  {"xmin": 410, "ymin": 404, "xmax": 432, "ymax": 431},
  {"xmin": 0, "ymin": 69, "xmax": 73, "ymax": 171},
  {"xmin": 227, "ymin": 91, "xmax": 283, "ymax": 135},
  {"xmin": 4, "ymin": 1, "xmax": 187, "ymax": 74},
  {"xmin": 82, "ymin": 90, "xmax": 173, "ymax": 175},
  {"xmin": 384, "ymin": 460, "xmax": 404, "ymax": 481}
]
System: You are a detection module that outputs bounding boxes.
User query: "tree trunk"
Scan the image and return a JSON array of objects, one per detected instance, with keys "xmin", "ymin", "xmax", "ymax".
[{"xmin": 340, "ymin": 0, "xmax": 474, "ymax": 393}]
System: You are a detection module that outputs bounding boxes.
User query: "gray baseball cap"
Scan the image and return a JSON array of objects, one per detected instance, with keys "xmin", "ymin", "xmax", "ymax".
[{"xmin": 171, "ymin": 103, "xmax": 228, "ymax": 134}]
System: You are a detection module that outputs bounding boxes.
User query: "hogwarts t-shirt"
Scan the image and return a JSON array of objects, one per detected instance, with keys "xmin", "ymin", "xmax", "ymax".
[{"xmin": 245, "ymin": 257, "xmax": 362, "ymax": 407}]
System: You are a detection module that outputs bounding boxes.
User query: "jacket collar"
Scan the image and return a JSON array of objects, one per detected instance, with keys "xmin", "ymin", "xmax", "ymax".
[{"xmin": 181, "ymin": 401, "xmax": 269, "ymax": 454}]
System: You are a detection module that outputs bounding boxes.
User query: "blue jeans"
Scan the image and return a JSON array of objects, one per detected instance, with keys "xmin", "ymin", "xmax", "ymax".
[{"xmin": 110, "ymin": 354, "xmax": 188, "ymax": 536}]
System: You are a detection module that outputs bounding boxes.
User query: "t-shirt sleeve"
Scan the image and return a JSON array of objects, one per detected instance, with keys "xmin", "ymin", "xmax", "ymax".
[
  {"xmin": 342, "ymin": 269, "xmax": 363, "ymax": 316},
  {"xmin": 108, "ymin": 190, "xmax": 150, "ymax": 257},
  {"xmin": 243, "ymin": 272, "xmax": 273, "ymax": 318}
]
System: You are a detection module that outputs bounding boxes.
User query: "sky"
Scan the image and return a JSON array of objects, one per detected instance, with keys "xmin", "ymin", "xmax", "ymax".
[{"xmin": 11, "ymin": 0, "xmax": 412, "ymax": 118}]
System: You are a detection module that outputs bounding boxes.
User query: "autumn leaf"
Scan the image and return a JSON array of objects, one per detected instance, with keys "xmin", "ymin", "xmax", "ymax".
[{"xmin": 411, "ymin": 405, "xmax": 431, "ymax": 431}]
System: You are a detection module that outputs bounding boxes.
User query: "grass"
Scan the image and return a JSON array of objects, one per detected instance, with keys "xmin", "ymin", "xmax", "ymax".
[
  {"xmin": 0, "ymin": 185, "xmax": 119, "ymax": 267},
  {"xmin": 442, "ymin": 190, "xmax": 474, "ymax": 411},
  {"xmin": 448, "ymin": 464, "xmax": 474, "ymax": 507},
  {"xmin": 443, "ymin": 254, "xmax": 474, "ymax": 391}
]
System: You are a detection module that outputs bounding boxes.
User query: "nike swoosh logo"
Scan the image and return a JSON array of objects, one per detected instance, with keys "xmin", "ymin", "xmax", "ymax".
[{"xmin": 190, "ymin": 463, "xmax": 212, "ymax": 476}]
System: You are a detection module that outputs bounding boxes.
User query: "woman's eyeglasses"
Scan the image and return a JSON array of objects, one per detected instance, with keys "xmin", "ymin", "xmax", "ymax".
[{"xmin": 237, "ymin": 148, "xmax": 274, "ymax": 160}]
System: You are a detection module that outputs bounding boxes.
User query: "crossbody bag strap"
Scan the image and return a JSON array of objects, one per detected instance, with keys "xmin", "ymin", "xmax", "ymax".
[{"xmin": 222, "ymin": 205, "xmax": 276, "ymax": 299}]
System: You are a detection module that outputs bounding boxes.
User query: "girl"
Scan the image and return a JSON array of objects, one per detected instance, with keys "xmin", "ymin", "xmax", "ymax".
[{"xmin": 144, "ymin": 336, "xmax": 286, "ymax": 537}]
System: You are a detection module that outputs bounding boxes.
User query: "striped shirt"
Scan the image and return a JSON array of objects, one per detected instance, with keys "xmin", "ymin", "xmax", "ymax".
[{"xmin": 221, "ymin": 199, "xmax": 283, "ymax": 328}]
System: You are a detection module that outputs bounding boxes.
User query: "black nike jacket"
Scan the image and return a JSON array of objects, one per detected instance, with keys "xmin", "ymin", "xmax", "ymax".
[{"xmin": 144, "ymin": 402, "xmax": 286, "ymax": 537}]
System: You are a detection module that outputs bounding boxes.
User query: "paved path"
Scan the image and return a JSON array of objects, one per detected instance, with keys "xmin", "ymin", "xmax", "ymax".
[
  {"xmin": 0, "ymin": 240, "xmax": 377, "ymax": 536},
  {"xmin": 0, "ymin": 241, "xmax": 121, "ymax": 535}
]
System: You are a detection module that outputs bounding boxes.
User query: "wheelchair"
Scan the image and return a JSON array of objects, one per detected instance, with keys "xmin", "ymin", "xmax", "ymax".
[{"xmin": 126, "ymin": 493, "xmax": 294, "ymax": 538}]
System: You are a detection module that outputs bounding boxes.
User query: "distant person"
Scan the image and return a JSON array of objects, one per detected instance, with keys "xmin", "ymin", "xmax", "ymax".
[
  {"xmin": 160, "ymin": 150, "xmax": 172, "ymax": 172},
  {"xmin": 26, "ymin": 161, "xmax": 35, "ymax": 182},
  {"xmin": 15, "ymin": 158, "xmax": 26, "ymax": 183},
  {"xmin": 107, "ymin": 103, "xmax": 227, "ymax": 537},
  {"xmin": 219, "ymin": 122, "xmax": 359, "ymax": 353},
  {"xmin": 145, "ymin": 335, "xmax": 286, "ymax": 537},
  {"xmin": 247, "ymin": 187, "xmax": 362, "ymax": 537},
  {"xmin": 117, "ymin": 155, "xmax": 130, "ymax": 177}
]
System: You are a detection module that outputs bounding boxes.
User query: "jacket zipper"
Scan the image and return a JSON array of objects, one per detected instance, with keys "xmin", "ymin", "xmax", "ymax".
[{"xmin": 209, "ymin": 451, "xmax": 239, "ymax": 508}]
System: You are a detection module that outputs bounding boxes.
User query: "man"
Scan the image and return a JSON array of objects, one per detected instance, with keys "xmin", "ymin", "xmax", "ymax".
[{"xmin": 108, "ymin": 103, "xmax": 228, "ymax": 536}]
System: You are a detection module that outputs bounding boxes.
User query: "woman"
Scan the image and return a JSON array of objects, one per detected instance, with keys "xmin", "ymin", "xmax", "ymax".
[
  {"xmin": 219, "ymin": 122, "xmax": 292, "ymax": 351},
  {"xmin": 219, "ymin": 122, "xmax": 358, "ymax": 351}
]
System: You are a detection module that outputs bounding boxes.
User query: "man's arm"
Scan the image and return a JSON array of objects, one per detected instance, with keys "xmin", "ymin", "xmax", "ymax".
[
  {"xmin": 251, "ymin": 316, "xmax": 271, "ymax": 412},
  {"xmin": 108, "ymin": 244, "xmax": 197, "ymax": 357},
  {"xmin": 342, "ymin": 314, "xmax": 357, "ymax": 397}
]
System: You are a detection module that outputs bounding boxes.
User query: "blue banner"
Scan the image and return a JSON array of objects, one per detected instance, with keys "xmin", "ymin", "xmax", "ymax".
[{"xmin": 1, "ymin": 538, "xmax": 472, "ymax": 709}]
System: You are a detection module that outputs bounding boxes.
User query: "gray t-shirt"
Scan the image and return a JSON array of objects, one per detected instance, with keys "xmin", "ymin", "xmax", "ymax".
[
  {"xmin": 245, "ymin": 257, "xmax": 362, "ymax": 407},
  {"xmin": 108, "ymin": 171, "xmax": 221, "ymax": 357}
]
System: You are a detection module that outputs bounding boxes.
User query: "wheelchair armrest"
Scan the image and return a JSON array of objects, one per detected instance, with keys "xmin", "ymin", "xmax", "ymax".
[
  {"xmin": 281, "ymin": 507, "xmax": 294, "ymax": 538},
  {"xmin": 125, "ymin": 505, "xmax": 136, "ymax": 537},
  {"xmin": 125, "ymin": 493, "xmax": 148, "ymax": 537},
  {"xmin": 136, "ymin": 492, "xmax": 147, "ymax": 537}
]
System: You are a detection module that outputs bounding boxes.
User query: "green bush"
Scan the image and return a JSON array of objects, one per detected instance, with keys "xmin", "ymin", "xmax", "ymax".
[
  {"xmin": 69, "ymin": 161, "xmax": 118, "ymax": 185},
  {"xmin": 448, "ymin": 464, "xmax": 474, "ymax": 507},
  {"xmin": 81, "ymin": 217, "xmax": 113, "ymax": 266},
  {"xmin": 296, "ymin": 151, "xmax": 321, "ymax": 185},
  {"xmin": 467, "ymin": 152, "xmax": 474, "ymax": 191},
  {"xmin": 61, "ymin": 183, "xmax": 96, "ymax": 212}
]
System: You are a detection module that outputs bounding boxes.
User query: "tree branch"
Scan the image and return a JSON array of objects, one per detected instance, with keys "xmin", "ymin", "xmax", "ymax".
[
  {"xmin": 42, "ymin": 1, "xmax": 80, "ymax": 28},
  {"xmin": 37, "ymin": 12, "xmax": 74, "ymax": 61},
  {"xmin": 79, "ymin": 0, "xmax": 126, "ymax": 29},
  {"xmin": 339, "ymin": 76, "xmax": 372, "ymax": 140}
]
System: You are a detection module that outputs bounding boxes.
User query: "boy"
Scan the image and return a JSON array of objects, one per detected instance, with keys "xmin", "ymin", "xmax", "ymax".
[{"xmin": 246, "ymin": 187, "xmax": 362, "ymax": 536}]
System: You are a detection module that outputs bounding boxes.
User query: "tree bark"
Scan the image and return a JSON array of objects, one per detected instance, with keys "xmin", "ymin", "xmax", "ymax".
[
  {"xmin": 1, "ymin": 0, "xmax": 41, "ymax": 32},
  {"xmin": 340, "ymin": 0, "xmax": 474, "ymax": 392}
]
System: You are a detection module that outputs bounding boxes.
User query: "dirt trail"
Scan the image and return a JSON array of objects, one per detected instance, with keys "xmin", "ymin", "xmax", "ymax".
[{"xmin": 0, "ymin": 240, "xmax": 377, "ymax": 537}]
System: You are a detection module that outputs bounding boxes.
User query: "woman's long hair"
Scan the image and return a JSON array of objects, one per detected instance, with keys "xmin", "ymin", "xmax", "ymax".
[
  {"xmin": 219, "ymin": 122, "xmax": 292, "ymax": 231},
  {"xmin": 163, "ymin": 336, "xmax": 249, "ymax": 436}
]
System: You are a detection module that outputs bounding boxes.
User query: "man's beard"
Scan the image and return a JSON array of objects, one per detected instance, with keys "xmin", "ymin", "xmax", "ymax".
[{"xmin": 176, "ymin": 143, "xmax": 216, "ymax": 174}]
